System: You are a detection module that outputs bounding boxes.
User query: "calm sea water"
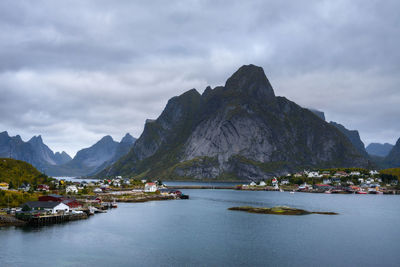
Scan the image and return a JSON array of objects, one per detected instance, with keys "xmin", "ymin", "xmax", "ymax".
[{"xmin": 1, "ymin": 188, "xmax": 400, "ymax": 266}]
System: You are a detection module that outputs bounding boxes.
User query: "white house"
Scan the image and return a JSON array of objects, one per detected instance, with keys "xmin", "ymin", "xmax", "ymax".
[
  {"xmin": 249, "ymin": 181, "xmax": 257, "ymax": 186},
  {"xmin": 308, "ymin": 171, "xmax": 321, "ymax": 178},
  {"xmin": 66, "ymin": 185, "xmax": 78, "ymax": 194},
  {"xmin": 370, "ymin": 170, "xmax": 379, "ymax": 175},
  {"xmin": 144, "ymin": 182, "xmax": 158, "ymax": 192},
  {"xmin": 280, "ymin": 179, "xmax": 290, "ymax": 185},
  {"xmin": 350, "ymin": 171, "xmax": 361, "ymax": 176},
  {"xmin": 93, "ymin": 188, "xmax": 103, "ymax": 193},
  {"xmin": 259, "ymin": 181, "xmax": 266, "ymax": 186},
  {"xmin": 23, "ymin": 201, "xmax": 70, "ymax": 214},
  {"xmin": 323, "ymin": 178, "xmax": 332, "ymax": 184}
]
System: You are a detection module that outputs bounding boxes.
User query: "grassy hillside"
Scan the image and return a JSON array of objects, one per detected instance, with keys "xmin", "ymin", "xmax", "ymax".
[
  {"xmin": 0, "ymin": 158, "xmax": 50, "ymax": 188},
  {"xmin": 380, "ymin": 168, "xmax": 400, "ymax": 179}
]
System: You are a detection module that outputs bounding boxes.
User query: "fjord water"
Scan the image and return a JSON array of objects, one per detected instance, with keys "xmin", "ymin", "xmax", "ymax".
[{"xmin": 1, "ymin": 189, "xmax": 400, "ymax": 267}]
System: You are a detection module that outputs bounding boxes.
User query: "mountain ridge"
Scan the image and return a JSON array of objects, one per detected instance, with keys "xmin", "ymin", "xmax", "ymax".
[{"xmin": 100, "ymin": 64, "xmax": 371, "ymax": 180}]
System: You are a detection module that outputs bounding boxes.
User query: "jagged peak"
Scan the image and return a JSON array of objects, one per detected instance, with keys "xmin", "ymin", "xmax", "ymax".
[
  {"xmin": 120, "ymin": 133, "xmax": 135, "ymax": 144},
  {"xmin": 224, "ymin": 64, "xmax": 275, "ymax": 99},
  {"xmin": 28, "ymin": 135, "xmax": 43, "ymax": 144}
]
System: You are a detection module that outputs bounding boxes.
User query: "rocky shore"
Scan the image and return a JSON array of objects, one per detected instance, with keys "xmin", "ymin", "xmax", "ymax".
[{"xmin": 0, "ymin": 214, "xmax": 27, "ymax": 227}]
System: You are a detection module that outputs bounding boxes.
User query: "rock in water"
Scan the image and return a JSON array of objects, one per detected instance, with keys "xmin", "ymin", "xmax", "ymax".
[{"xmin": 228, "ymin": 206, "xmax": 338, "ymax": 215}]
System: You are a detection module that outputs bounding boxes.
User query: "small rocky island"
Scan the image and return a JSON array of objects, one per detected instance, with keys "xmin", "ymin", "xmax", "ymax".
[{"xmin": 228, "ymin": 206, "xmax": 338, "ymax": 215}]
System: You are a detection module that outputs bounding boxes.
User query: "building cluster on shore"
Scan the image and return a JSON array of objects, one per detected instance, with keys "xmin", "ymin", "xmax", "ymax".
[
  {"xmin": 240, "ymin": 169, "xmax": 400, "ymax": 194},
  {"xmin": 0, "ymin": 177, "xmax": 188, "ymax": 227}
]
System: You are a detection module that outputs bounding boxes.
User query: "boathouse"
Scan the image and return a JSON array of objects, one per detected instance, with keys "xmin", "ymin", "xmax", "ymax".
[{"xmin": 22, "ymin": 201, "xmax": 70, "ymax": 214}]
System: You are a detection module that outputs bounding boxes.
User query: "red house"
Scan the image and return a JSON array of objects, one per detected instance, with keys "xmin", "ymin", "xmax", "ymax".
[
  {"xmin": 38, "ymin": 194, "xmax": 64, "ymax": 202},
  {"xmin": 63, "ymin": 199, "xmax": 82, "ymax": 209},
  {"xmin": 37, "ymin": 184, "xmax": 50, "ymax": 191}
]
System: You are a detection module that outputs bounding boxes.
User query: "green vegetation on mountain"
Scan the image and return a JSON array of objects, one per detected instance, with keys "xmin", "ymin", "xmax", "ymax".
[
  {"xmin": 99, "ymin": 65, "xmax": 370, "ymax": 180},
  {"xmin": 380, "ymin": 168, "xmax": 400, "ymax": 180},
  {"xmin": 0, "ymin": 158, "xmax": 50, "ymax": 188}
]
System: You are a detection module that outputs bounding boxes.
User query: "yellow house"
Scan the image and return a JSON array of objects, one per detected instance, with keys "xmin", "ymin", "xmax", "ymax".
[{"xmin": 0, "ymin": 182, "xmax": 9, "ymax": 190}]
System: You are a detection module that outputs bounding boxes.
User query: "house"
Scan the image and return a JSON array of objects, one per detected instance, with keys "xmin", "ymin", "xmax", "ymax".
[
  {"xmin": 0, "ymin": 182, "xmax": 9, "ymax": 190},
  {"xmin": 350, "ymin": 171, "xmax": 361, "ymax": 176},
  {"xmin": 294, "ymin": 173, "xmax": 303, "ymax": 177},
  {"xmin": 22, "ymin": 201, "xmax": 70, "ymax": 214},
  {"xmin": 308, "ymin": 171, "xmax": 321, "ymax": 178},
  {"xmin": 323, "ymin": 178, "xmax": 332, "ymax": 184},
  {"xmin": 271, "ymin": 178, "xmax": 278, "ymax": 185},
  {"xmin": 37, "ymin": 184, "xmax": 50, "ymax": 191},
  {"xmin": 39, "ymin": 194, "xmax": 64, "ymax": 202},
  {"xmin": 358, "ymin": 178, "xmax": 364, "ymax": 183},
  {"xmin": 298, "ymin": 183, "xmax": 311, "ymax": 190},
  {"xmin": 66, "ymin": 185, "xmax": 78, "ymax": 194},
  {"xmin": 93, "ymin": 188, "xmax": 103, "ymax": 193},
  {"xmin": 18, "ymin": 184, "xmax": 30, "ymax": 192},
  {"xmin": 334, "ymin": 171, "xmax": 348, "ymax": 177},
  {"xmin": 280, "ymin": 179, "xmax": 290, "ymax": 185},
  {"xmin": 370, "ymin": 170, "xmax": 379, "ymax": 175},
  {"xmin": 249, "ymin": 181, "xmax": 257, "ymax": 186},
  {"xmin": 141, "ymin": 179, "xmax": 147, "ymax": 184},
  {"xmin": 259, "ymin": 181, "xmax": 266, "ymax": 186},
  {"xmin": 144, "ymin": 182, "xmax": 158, "ymax": 192},
  {"xmin": 63, "ymin": 199, "xmax": 82, "ymax": 209},
  {"xmin": 331, "ymin": 177, "xmax": 341, "ymax": 184}
]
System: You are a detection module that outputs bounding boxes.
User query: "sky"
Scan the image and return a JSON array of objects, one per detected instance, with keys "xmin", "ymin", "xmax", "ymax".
[{"xmin": 0, "ymin": 0, "xmax": 399, "ymax": 157}]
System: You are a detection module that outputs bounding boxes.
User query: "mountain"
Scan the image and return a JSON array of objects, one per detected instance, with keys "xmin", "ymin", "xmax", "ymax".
[
  {"xmin": 308, "ymin": 109, "xmax": 326, "ymax": 121},
  {"xmin": 47, "ymin": 134, "xmax": 136, "ymax": 177},
  {"xmin": 0, "ymin": 158, "xmax": 48, "ymax": 187},
  {"xmin": 383, "ymin": 138, "xmax": 400, "ymax": 168},
  {"xmin": 0, "ymin": 131, "xmax": 72, "ymax": 172},
  {"xmin": 54, "ymin": 151, "xmax": 72, "ymax": 165},
  {"xmin": 100, "ymin": 64, "xmax": 370, "ymax": 180},
  {"xmin": 366, "ymin": 143, "xmax": 394, "ymax": 157},
  {"xmin": 329, "ymin": 122, "xmax": 368, "ymax": 157}
]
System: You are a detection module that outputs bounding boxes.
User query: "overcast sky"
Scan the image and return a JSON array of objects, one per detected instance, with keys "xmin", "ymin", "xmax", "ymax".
[{"xmin": 0, "ymin": 0, "xmax": 399, "ymax": 157}]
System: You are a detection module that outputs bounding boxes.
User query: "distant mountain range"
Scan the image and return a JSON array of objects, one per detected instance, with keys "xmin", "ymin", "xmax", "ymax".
[
  {"xmin": 0, "ymin": 131, "xmax": 71, "ymax": 172},
  {"xmin": 0, "ymin": 131, "xmax": 136, "ymax": 177},
  {"xmin": 100, "ymin": 64, "xmax": 372, "ymax": 180},
  {"xmin": 366, "ymin": 143, "xmax": 394, "ymax": 157}
]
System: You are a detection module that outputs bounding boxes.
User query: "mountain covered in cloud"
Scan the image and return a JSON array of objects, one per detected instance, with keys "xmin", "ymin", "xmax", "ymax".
[
  {"xmin": 366, "ymin": 143, "xmax": 394, "ymax": 158},
  {"xmin": 0, "ymin": 131, "xmax": 71, "ymax": 172},
  {"xmin": 100, "ymin": 65, "xmax": 371, "ymax": 180},
  {"xmin": 47, "ymin": 133, "xmax": 136, "ymax": 177}
]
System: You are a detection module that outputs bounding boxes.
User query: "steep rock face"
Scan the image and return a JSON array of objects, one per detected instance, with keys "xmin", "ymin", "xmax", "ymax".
[
  {"xmin": 366, "ymin": 143, "xmax": 394, "ymax": 157},
  {"xmin": 0, "ymin": 131, "xmax": 69, "ymax": 172},
  {"xmin": 47, "ymin": 134, "xmax": 136, "ymax": 177},
  {"xmin": 329, "ymin": 122, "xmax": 368, "ymax": 157},
  {"xmin": 54, "ymin": 151, "xmax": 72, "ymax": 165},
  {"xmin": 101, "ymin": 64, "xmax": 370, "ymax": 180},
  {"xmin": 308, "ymin": 109, "xmax": 326, "ymax": 121},
  {"xmin": 384, "ymin": 138, "xmax": 400, "ymax": 168}
]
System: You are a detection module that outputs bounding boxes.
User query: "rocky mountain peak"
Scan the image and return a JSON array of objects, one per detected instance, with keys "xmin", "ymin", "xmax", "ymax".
[
  {"xmin": 225, "ymin": 64, "xmax": 275, "ymax": 100},
  {"xmin": 120, "ymin": 133, "xmax": 135, "ymax": 144},
  {"xmin": 28, "ymin": 135, "xmax": 43, "ymax": 144}
]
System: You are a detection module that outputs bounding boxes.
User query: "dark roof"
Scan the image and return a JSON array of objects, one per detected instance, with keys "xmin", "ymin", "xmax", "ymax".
[
  {"xmin": 48, "ymin": 194, "xmax": 63, "ymax": 198},
  {"xmin": 23, "ymin": 201, "xmax": 64, "ymax": 209}
]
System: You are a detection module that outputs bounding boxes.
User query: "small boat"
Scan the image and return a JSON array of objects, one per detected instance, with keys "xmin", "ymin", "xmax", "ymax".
[
  {"xmin": 279, "ymin": 189, "xmax": 284, "ymax": 192},
  {"xmin": 180, "ymin": 194, "xmax": 189, "ymax": 199},
  {"xmin": 290, "ymin": 191, "xmax": 295, "ymax": 194},
  {"xmin": 325, "ymin": 190, "xmax": 332, "ymax": 194},
  {"xmin": 357, "ymin": 191, "xmax": 367, "ymax": 194},
  {"xmin": 112, "ymin": 202, "xmax": 118, "ymax": 208}
]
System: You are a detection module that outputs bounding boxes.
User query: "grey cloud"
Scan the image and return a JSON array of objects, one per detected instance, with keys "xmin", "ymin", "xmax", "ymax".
[{"xmin": 0, "ymin": 0, "xmax": 399, "ymax": 155}]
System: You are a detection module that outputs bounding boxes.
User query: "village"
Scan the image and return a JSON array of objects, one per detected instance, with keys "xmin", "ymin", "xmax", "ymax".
[
  {"xmin": 239, "ymin": 169, "xmax": 400, "ymax": 194},
  {"xmin": 0, "ymin": 178, "xmax": 188, "ymax": 227}
]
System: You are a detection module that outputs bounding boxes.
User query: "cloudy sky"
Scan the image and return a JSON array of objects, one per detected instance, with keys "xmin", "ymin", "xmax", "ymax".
[{"xmin": 0, "ymin": 0, "xmax": 399, "ymax": 157}]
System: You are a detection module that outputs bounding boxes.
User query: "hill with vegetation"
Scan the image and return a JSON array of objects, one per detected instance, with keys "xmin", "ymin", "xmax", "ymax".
[
  {"xmin": 380, "ymin": 168, "xmax": 400, "ymax": 180},
  {"xmin": 0, "ymin": 158, "xmax": 50, "ymax": 188},
  {"xmin": 99, "ymin": 64, "xmax": 371, "ymax": 180}
]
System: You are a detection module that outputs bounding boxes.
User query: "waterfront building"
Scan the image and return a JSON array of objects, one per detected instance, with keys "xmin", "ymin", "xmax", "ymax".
[
  {"xmin": 144, "ymin": 182, "xmax": 158, "ymax": 192},
  {"xmin": 22, "ymin": 201, "xmax": 70, "ymax": 214}
]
